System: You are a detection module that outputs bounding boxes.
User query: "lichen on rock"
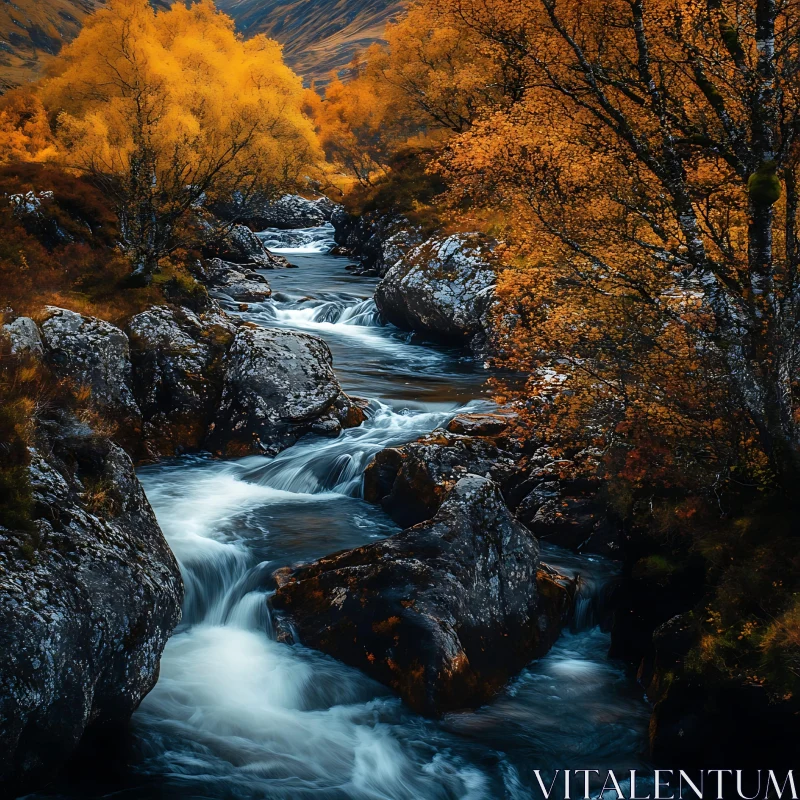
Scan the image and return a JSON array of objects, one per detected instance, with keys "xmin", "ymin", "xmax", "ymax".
[
  {"xmin": 0, "ymin": 418, "xmax": 183, "ymax": 793},
  {"xmin": 375, "ymin": 234, "xmax": 497, "ymax": 356}
]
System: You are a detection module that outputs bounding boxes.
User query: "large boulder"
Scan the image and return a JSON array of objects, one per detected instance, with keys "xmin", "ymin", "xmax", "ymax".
[
  {"xmin": 375, "ymin": 234, "xmax": 496, "ymax": 355},
  {"xmin": 39, "ymin": 307, "xmax": 140, "ymax": 424},
  {"xmin": 208, "ymin": 324, "xmax": 366, "ymax": 456},
  {"xmin": 364, "ymin": 428, "xmax": 522, "ymax": 528},
  {"xmin": 127, "ymin": 306, "xmax": 236, "ymax": 454},
  {"xmin": 0, "ymin": 419, "xmax": 182, "ymax": 793},
  {"xmin": 271, "ymin": 476, "xmax": 572, "ymax": 716},
  {"xmin": 202, "ymin": 223, "xmax": 290, "ymax": 270}
]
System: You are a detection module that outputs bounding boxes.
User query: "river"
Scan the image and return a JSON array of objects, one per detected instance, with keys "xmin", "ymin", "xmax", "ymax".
[{"xmin": 29, "ymin": 224, "xmax": 651, "ymax": 800}]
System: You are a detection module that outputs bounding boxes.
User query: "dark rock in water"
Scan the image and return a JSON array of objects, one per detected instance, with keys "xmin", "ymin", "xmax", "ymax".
[
  {"xmin": 128, "ymin": 306, "xmax": 236, "ymax": 455},
  {"xmin": 271, "ymin": 476, "xmax": 573, "ymax": 716},
  {"xmin": 331, "ymin": 208, "xmax": 421, "ymax": 277},
  {"xmin": 364, "ymin": 429, "xmax": 521, "ymax": 528},
  {"xmin": 39, "ymin": 307, "xmax": 141, "ymax": 428},
  {"xmin": 446, "ymin": 410, "xmax": 517, "ymax": 438},
  {"xmin": 0, "ymin": 419, "xmax": 182, "ymax": 793},
  {"xmin": 208, "ymin": 324, "xmax": 366, "ymax": 457},
  {"xmin": 374, "ymin": 234, "xmax": 497, "ymax": 356},
  {"xmin": 202, "ymin": 258, "xmax": 273, "ymax": 303}
]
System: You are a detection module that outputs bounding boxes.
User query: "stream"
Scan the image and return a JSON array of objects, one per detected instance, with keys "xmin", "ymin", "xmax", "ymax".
[{"xmin": 31, "ymin": 224, "xmax": 651, "ymax": 800}]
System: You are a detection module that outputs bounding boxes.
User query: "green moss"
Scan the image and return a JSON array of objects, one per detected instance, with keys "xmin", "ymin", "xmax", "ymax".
[
  {"xmin": 697, "ymin": 75, "xmax": 725, "ymax": 109},
  {"xmin": 719, "ymin": 20, "xmax": 746, "ymax": 62},
  {"xmin": 156, "ymin": 268, "xmax": 209, "ymax": 311},
  {"xmin": 632, "ymin": 554, "xmax": 679, "ymax": 581},
  {"xmin": 0, "ymin": 464, "xmax": 33, "ymax": 532},
  {"xmin": 748, "ymin": 161, "xmax": 782, "ymax": 207}
]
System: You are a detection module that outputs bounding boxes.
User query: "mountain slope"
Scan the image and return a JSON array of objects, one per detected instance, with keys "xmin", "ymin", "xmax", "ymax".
[
  {"xmin": 0, "ymin": 0, "xmax": 103, "ymax": 91},
  {"xmin": 0, "ymin": 0, "xmax": 402, "ymax": 92},
  {"xmin": 216, "ymin": 0, "xmax": 405, "ymax": 84}
]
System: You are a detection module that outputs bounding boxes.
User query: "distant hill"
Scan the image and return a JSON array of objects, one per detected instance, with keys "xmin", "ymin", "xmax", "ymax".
[
  {"xmin": 217, "ymin": 0, "xmax": 405, "ymax": 85},
  {"xmin": 0, "ymin": 0, "xmax": 103, "ymax": 91},
  {"xmin": 0, "ymin": 0, "xmax": 403, "ymax": 92}
]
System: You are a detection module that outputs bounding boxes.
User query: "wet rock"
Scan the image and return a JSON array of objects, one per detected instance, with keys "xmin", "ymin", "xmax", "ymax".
[
  {"xmin": 364, "ymin": 429, "xmax": 521, "ymax": 528},
  {"xmin": 248, "ymin": 194, "xmax": 327, "ymax": 230},
  {"xmin": 203, "ymin": 258, "xmax": 273, "ymax": 303},
  {"xmin": 0, "ymin": 419, "xmax": 182, "ymax": 793},
  {"xmin": 375, "ymin": 234, "xmax": 496, "ymax": 355},
  {"xmin": 446, "ymin": 410, "xmax": 517, "ymax": 438},
  {"xmin": 212, "ymin": 224, "xmax": 289, "ymax": 269},
  {"xmin": 2, "ymin": 316, "xmax": 44, "ymax": 356},
  {"xmin": 516, "ymin": 479, "xmax": 619, "ymax": 557},
  {"xmin": 271, "ymin": 475, "xmax": 572, "ymax": 716},
  {"xmin": 127, "ymin": 306, "xmax": 236, "ymax": 454},
  {"xmin": 312, "ymin": 195, "xmax": 339, "ymax": 222},
  {"xmin": 208, "ymin": 325, "xmax": 365, "ymax": 456},
  {"xmin": 40, "ymin": 307, "xmax": 140, "ymax": 422},
  {"xmin": 331, "ymin": 209, "xmax": 421, "ymax": 277}
]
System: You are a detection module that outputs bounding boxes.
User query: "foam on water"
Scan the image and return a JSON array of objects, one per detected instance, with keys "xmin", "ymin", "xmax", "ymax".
[
  {"xmin": 258, "ymin": 223, "xmax": 337, "ymax": 254},
  {"xmin": 134, "ymin": 419, "xmax": 498, "ymax": 799}
]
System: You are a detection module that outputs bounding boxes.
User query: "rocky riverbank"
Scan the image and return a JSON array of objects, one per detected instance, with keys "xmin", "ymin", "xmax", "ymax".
[
  {"xmin": 0, "ymin": 414, "xmax": 183, "ymax": 793},
  {"xmin": 4, "ymin": 302, "xmax": 367, "ymax": 461},
  {"xmin": 5, "ymin": 188, "xmax": 769, "ymax": 795}
]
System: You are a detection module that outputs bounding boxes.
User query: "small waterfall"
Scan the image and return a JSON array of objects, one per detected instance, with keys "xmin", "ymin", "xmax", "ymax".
[
  {"xmin": 252, "ymin": 294, "xmax": 383, "ymax": 330},
  {"xmin": 257, "ymin": 223, "xmax": 337, "ymax": 253},
  {"xmin": 32, "ymin": 229, "xmax": 650, "ymax": 800},
  {"xmin": 130, "ymin": 396, "xmax": 500, "ymax": 800},
  {"xmin": 237, "ymin": 401, "xmax": 476, "ymax": 496},
  {"xmin": 539, "ymin": 543, "xmax": 619, "ymax": 632}
]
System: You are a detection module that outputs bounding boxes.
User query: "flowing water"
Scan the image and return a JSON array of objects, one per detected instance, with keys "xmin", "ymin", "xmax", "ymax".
[{"xmin": 29, "ymin": 226, "xmax": 651, "ymax": 800}]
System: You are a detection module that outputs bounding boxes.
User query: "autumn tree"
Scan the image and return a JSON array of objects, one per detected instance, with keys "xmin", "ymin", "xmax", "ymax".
[
  {"xmin": 434, "ymin": 0, "xmax": 800, "ymax": 492},
  {"xmin": 313, "ymin": 1, "xmax": 531, "ymax": 186},
  {"xmin": 309, "ymin": 63, "xmax": 398, "ymax": 187},
  {"xmin": 41, "ymin": 0, "xmax": 320, "ymax": 279}
]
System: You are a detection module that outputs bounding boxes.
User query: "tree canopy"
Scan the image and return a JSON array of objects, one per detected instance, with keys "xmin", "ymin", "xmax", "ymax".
[
  {"xmin": 39, "ymin": 0, "xmax": 320, "ymax": 275},
  {"xmin": 344, "ymin": 0, "xmax": 800, "ymax": 492}
]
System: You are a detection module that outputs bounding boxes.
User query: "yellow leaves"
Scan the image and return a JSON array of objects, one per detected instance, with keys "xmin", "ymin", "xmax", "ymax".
[
  {"xmin": 40, "ymin": 0, "xmax": 320, "ymax": 200},
  {"xmin": 0, "ymin": 89, "xmax": 58, "ymax": 166}
]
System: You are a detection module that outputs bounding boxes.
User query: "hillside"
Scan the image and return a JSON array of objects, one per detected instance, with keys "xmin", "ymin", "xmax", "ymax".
[
  {"xmin": 0, "ymin": 0, "xmax": 102, "ymax": 91},
  {"xmin": 207, "ymin": 0, "xmax": 405, "ymax": 84},
  {"xmin": 0, "ymin": 0, "xmax": 403, "ymax": 91}
]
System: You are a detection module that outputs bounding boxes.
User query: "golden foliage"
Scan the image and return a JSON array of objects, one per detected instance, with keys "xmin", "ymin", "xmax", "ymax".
[
  {"xmin": 426, "ymin": 0, "xmax": 800, "ymax": 490},
  {"xmin": 0, "ymin": 89, "xmax": 58, "ymax": 165},
  {"xmin": 39, "ymin": 0, "xmax": 321, "ymax": 273}
]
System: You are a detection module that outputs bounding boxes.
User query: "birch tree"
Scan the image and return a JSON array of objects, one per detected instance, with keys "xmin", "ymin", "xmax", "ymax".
[{"xmin": 439, "ymin": 0, "xmax": 800, "ymax": 489}]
